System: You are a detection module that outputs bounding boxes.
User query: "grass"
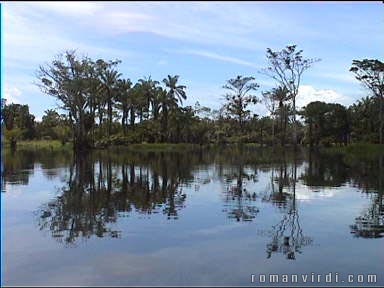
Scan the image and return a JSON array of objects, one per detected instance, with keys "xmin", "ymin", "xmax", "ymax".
[
  {"xmin": 3, "ymin": 140, "xmax": 72, "ymax": 151},
  {"xmin": 109, "ymin": 142, "xmax": 206, "ymax": 152},
  {"xmin": 4, "ymin": 140, "xmax": 383, "ymax": 156}
]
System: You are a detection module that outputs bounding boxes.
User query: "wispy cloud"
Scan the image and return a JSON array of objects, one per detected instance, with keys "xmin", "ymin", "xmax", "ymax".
[
  {"xmin": 3, "ymin": 2, "xmax": 381, "ymax": 118},
  {"xmin": 175, "ymin": 49, "xmax": 258, "ymax": 68}
]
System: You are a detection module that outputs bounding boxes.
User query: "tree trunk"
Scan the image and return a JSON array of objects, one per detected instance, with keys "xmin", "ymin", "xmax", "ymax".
[
  {"xmin": 130, "ymin": 107, "xmax": 135, "ymax": 127},
  {"xmin": 293, "ymin": 95, "xmax": 297, "ymax": 148},
  {"xmin": 161, "ymin": 107, "xmax": 168, "ymax": 142},
  {"xmin": 272, "ymin": 115, "xmax": 275, "ymax": 146},
  {"xmin": 108, "ymin": 96, "xmax": 112, "ymax": 137},
  {"xmin": 380, "ymin": 95, "xmax": 383, "ymax": 144}
]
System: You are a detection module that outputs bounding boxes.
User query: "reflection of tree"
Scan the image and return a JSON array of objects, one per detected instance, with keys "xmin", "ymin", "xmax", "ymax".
[
  {"xmin": 261, "ymin": 155, "xmax": 292, "ymax": 210},
  {"xmin": 2, "ymin": 150, "xmax": 35, "ymax": 188},
  {"xmin": 2, "ymin": 149, "xmax": 72, "ymax": 191},
  {"xmin": 350, "ymin": 156, "xmax": 384, "ymax": 238},
  {"xmin": 219, "ymin": 147, "xmax": 305, "ymax": 222},
  {"xmin": 266, "ymin": 208, "xmax": 312, "ymax": 260},
  {"xmin": 300, "ymin": 150, "xmax": 348, "ymax": 188},
  {"xmin": 221, "ymin": 164, "xmax": 259, "ymax": 222},
  {"xmin": 35, "ymin": 152, "xmax": 191, "ymax": 245},
  {"xmin": 264, "ymin": 155, "xmax": 313, "ymax": 260}
]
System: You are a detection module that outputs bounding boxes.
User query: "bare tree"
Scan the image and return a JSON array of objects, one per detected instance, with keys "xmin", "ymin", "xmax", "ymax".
[{"xmin": 260, "ymin": 45, "xmax": 320, "ymax": 147}]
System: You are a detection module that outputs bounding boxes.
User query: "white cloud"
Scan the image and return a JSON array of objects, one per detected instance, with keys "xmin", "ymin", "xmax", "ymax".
[
  {"xmin": 297, "ymin": 85, "xmax": 349, "ymax": 108},
  {"xmin": 4, "ymin": 85, "xmax": 21, "ymax": 104},
  {"xmin": 3, "ymin": 3, "xmax": 135, "ymax": 69},
  {"xmin": 175, "ymin": 49, "xmax": 258, "ymax": 68}
]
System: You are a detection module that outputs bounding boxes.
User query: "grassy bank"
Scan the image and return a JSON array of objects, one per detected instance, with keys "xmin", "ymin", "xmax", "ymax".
[
  {"xmin": 3, "ymin": 140, "xmax": 72, "ymax": 151},
  {"xmin": 108, "ymin": 142, "xmax": 205, "ymax": 152},
  {"xmin": 4, "ymin": 140, "xmax": 383, "ymax": 155}
]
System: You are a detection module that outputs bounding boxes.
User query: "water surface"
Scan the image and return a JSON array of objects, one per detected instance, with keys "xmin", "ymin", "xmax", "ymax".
[{"xmin": 2, "ymin": 147, "xmax": 383, "ymax": 286}]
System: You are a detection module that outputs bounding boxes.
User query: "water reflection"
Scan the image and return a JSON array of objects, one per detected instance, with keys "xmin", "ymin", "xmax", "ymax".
[
  {"xmin": 3, "ymin": 146, "xmax": 384, "ymax": 248},
  {"xmin": 259, "ymin": 155, "xmax": 313, "ymax": 260},
  {"xmin": 221, "ymin": 164, "xmax": 259, "ymax": 222},
  {"xmin": 350, "ymin": 155, "xmax": 384, "ymax": 238},
  {"xmin": 35, "ymin": 152, "xmax": 190, "ymax": 245}
]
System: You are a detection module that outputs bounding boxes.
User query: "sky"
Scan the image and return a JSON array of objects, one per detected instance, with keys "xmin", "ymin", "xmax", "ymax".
[{"xmin": 3, "ymin": 1, "xmax": 384, "ymax": 120}]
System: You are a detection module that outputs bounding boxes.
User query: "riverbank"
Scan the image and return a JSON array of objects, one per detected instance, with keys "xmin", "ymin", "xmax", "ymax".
[
  {"xmin": 3, "ymin": 140, "xmax": 72, "ymax": 151},
  {"xmin": 3, "ymin": 140, "xmax": 384, "ymax": 155}
]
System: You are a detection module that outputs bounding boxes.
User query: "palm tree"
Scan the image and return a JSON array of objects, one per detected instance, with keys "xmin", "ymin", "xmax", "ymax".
[
  {"xmin": 116, "ymin": 79, "xmax": 132, "ymax": 135},
  {"xmin": 138, "ymin": 76, "xmax": 160, "ymax": 119},
  {"xmin": 161, "ymin": 75, "xmax": 187, "ymax": 142},
  {"xmin": 99, "ymin": 69, "xmax": 121, "ymax": 137},
  {"xmin": 162, "ymin": 75, "xmax": 187, "ymax": 105},
  {"xmin": 152, "ymin": 87, "xmax": 163, "ymax": 121}
]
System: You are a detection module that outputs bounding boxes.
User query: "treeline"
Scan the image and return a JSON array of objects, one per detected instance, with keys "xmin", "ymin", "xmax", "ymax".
[{"xmin": 2, "ymin": 45, "xmax": 383, "ymax": 150}]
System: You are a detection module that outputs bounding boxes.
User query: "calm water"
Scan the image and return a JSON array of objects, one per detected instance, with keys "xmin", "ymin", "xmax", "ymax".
[{"xmin": 2, "ymin": 146, "xmax": 384, "ymax": 286}]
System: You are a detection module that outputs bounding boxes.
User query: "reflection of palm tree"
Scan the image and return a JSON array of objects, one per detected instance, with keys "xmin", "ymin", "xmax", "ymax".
[{"xmin": 35, "ymin": 152, "xmax": 189, "ymax": 245}]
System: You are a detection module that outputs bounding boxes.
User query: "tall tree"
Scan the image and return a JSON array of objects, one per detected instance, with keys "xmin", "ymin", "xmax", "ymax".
[
  {"xmin": 138, "ymin": 76, "xmax": 160, "ymax": 119},
  {"xmin": 222, "ymin": 75, "xmax": 259, "ymax": 131},
  {"xmin": 99, "ymin": 68, "xmax": 121, "ymax": 137},
  {"xmin": 115, "ymin": 79, "xmax": 132, "ymax": 134},
  {"xmin": 37, "ymin": 50, "xmax": 121, "ymax": 151},
  {"xmin": 161, "ymin": 75, "xmax": 187, "ymax": 142},
  {"xmin": 350, "ymin": 59, "xmax": 384, "ymax": 144},
  {"xmin": 261, "ymin": 45, "xmax": 320, "ymax": 146},
  {"xmin": 163, "ymin": 75, "xmax": 187, "ymax": 105}
]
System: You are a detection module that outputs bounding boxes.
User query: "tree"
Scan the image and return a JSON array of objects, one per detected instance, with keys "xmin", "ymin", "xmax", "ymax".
[
  {"xmin": 348, "ymin": 96, "xmax": 379, "ymax": 143},
  {"xmin": 2, "ymin": 101, "xmax": 36, "ymax": 148},
  {"xmin": 115, "ymin": 79, "xmax": 132, "ymax": 134},
  {"xmin": 301, "ymin": 101, "xmax": 349, "ymax": 146},
  {"xmin": 37, "ymin": 50, "xmax": 121, "ymax": 151},
  {"xmin": 261, "ymin": 45, "xmax": 320, "ymax": 146},
  {"xmin": 262, "ymin": 86, "xmax": 290, "ymax": 146},
  {"xmin": 99, "ymin": 67, "xmax": 121, "ymax": 137},
  {"xmin": 161, "ymin": 75, "xmax": 187, "ymax": 142},
  {"xmin": 162, "ymin": 75, "xmax": 187, "ymax": 105},
  {"xmin": 222, "ymin": 75, "xmax": 259, "ymax": 131},
  {"xmin": 350, "ymin": 59, "xmax": 384, "ymax": 144},
  {"xmin": 138, "ymin": 76, "xmax": 160, "ymax": 120},
  {"xmin": 301, "ymin": 101, "xmax": 329, "ymax": 147},
  {"xmin": 40, "ymin": 109, "xmax": 61, "ymax": 138}
]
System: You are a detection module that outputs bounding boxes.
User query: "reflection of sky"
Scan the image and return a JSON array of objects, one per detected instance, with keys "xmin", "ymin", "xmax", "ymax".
[{"xmin": 2, "ymin": 162, "xmax": 384, "ymax": 286}]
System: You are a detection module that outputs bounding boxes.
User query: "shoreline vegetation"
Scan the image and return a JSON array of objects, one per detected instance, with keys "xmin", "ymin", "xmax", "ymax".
[
  {"xmin": 4, "ymin": 139, "xmax": 384, "ymax": 157},
  {"xmin": 2, "ymin": 45, "xmax": 383, "ymax": 153}
]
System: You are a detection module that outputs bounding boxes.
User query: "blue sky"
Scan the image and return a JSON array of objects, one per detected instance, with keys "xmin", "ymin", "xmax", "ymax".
[{"xmin": 3, "ymin": 1, "xmax": 383, "ymax": 119}]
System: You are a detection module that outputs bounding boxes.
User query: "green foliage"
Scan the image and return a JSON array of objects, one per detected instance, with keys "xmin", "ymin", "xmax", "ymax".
[
  {"xmin": 222, "ymin": 75, "xmax": 259, "ymax": 131},
  {"xmin": 2, "ymin": 101, "xmax": 36, "ymax": 141},
  {"xmin": 2, "ymin": 49, "xmax": 376, "ymax": 150},
  {"xmin": 350, "ymin": 59, "xmax": 384, "ymax": 144},
  {"xmin": 301, "ymin": 101, "xmax": 349, "ymax": 146}
]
